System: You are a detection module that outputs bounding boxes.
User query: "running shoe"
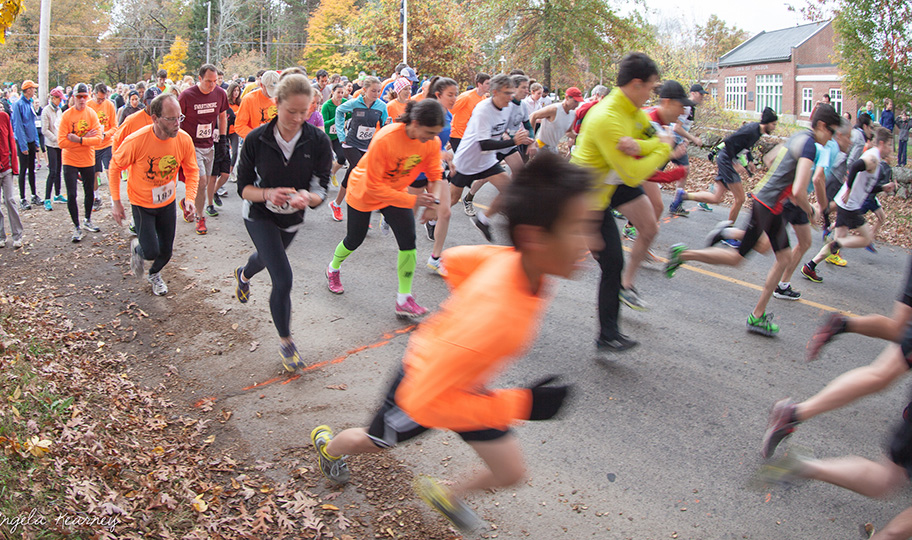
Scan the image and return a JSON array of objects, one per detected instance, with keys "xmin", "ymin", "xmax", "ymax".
[
  {"xmin": 53, "ymin": 195, "xmax": 67, "ymax": 204},
  {"xmin": 43, "ymin": 199, "xmax": 52, "ymax": 211},
  {"xmin": 619, "ymin": 287, "xmax": 648, "ymax": 311},
  {"xmin": 414, "ymin": 476, "xmax": 484, "ymax": 534},
  {"xmin": 280, "ymin": 342, "xmax": 305, "ymax": 372},
  {"xmin": 664, "ymin": 243, "xmax": 687, "ymax": 278},
  {"xmin": 806, "ymin": 313, "xmax": 847, "ymax": 361},
  {"xmin": 195, "ymin": 217, "xmax": 208, "ymax": 235},
  {"xmin": 751, "ymin": 445, "xmax": 812, "ymax": 489},
  {"xmin": 761, "ymin": 398, "xmax": 799, "ymax": 458},
  {"xmin": 36, "ymin": 163, "xmax": 42, "ymax": 170},
  {"xmin": 330, "ymin": 172, "xmax": 339, "ymax": 187},
  {"xmin": 825, "ymin": 252, "xmax": 847, "ymax": 266},
  {"xmin": 425, "ymin": 221, "xmax": 435, "ymax": 241},
  {"xmin": 130, "ymin": 238, "xmax": 144, "ymax": 277},
  {"xmin": 326, "ymin": 268, "xmax": 344, "ymax": 294},
  {"xmin": 462, "ymin": 197, "xmax": 476, "ymax": 217},
  {"xmin": 311, "ymin": 425, "xmax": 350, "ymax": 484},
  {"xmin": 19, "ymin": 199, "xmax": 30, "ymax": 211},
  {"xmin": 644, "ymin": 249, "xmax": 660, "ymax": 264},
  {"xmin": 234, "ymin": 266, "xmax": 250, "ymax": 303},
  {"xmin": 610, "ymin": 208, "xmax": 624, "ymax": 219},
  {"xmin": 705, "ymin": 220, "xmax": 734, "ymax": 247},
  {"xmin": 698, "ymin": 202, "xmax": 713, "ymax": 212},
  {"xmin": 71, "ymin": 228, "xmax": 83, "ymax": 243},
  {"xmin": 83, "ymin": 219, "xmax": 100, "ymax": 233},
  {"xmin": 147, "ymin": 272, "xmax": 168, "ymax": 296},
  {"xmin": 773, "ymin": 285, "xmax": 800, "ymax": 300},
  {"xmin": 623, "ymin": 224, "xmax": 637, "ymax": 240},
  {"xmin": 396, "ymin": 296, "xmax": 429, "ymax": 319},
  {"xmin": 721, "ymin": 239, "xmax": 741, "ymax": 249},
  {"xmin": 93, "ymin": 197, "xmax": 102, "ymax": 211},
  {"xmin": 216, "ymin": 187, "xmax": 228, "ymax": 197},
  {"xmin": 427, "ymin": 255, "xmax": 446, "ymax": 276},
  {"xmin": 747, "ymin": 312, "xmax": 779, "ymax": 337},
  {"xmin": 205, "ymin": 204, "xmax": 219, "ymax": 217},
  {"xmin": 12, "ymin": 239, "xmax": 22, "ymax": 249},
  {"xmin": 128, "ymin": 223, "xmax": 136, "ymax": 235},
  {"xmin": 472, "ymin": 216, "xmax": 493, "ymax": 242},
  {"xmin": 596, "ymin": 334, "xmax": 638, "ymax": 353},
  {"xmin": 821, "ymin": 227, "xmax": 830, "ymax": 242},
  {"xmin": 801, "ymin": 264, "xmax": 822, "ymax": 282},
  {"xmin": 213, "ymin": 193, "xmax": 223, "ymax": 207},
  {"xmin": 670, "ymin": 188, "xmax": 686, "ymax": 212},
  {"xmin": 380, "ymin": 215, "xmax": 390, "ymax": 236},
  {"xmin": 31, "ymin": 194, "xmax": 42, "ymax": 206},
  {"xmin": 179, "ymin": 197, "xmax": 194, "ymax": 223},
  {"xmin": 329, "ymin": 201, "xmax": 343, "ymax": 222},
  {"xmin": 865, "ymin": 243, "xmax": 877, "ymax": 254}
]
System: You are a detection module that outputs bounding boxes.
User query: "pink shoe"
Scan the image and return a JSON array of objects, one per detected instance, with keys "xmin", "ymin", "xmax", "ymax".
[
  {"xmin": 329, "ymin": 201, "xmax": 343, "ymax": 222},
  {"xmin": 396, "ymin": 296, "xmax": 428, "ymax": 319},
  {"xmin": 326, "ymin": 268, "xmax": 344, "ymax": 294}
]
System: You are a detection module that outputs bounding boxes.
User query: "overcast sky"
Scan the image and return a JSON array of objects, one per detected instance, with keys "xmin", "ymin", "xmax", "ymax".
[{"xmin": 623, "ymin": 0, "xmax": 808, "ymax": 36}]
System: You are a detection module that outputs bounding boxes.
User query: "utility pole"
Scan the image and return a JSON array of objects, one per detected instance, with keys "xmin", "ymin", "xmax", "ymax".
[
  {"xmin": 205, "ymin": 0, "xmax": 212, "ymax": 64},
  {"xmin": 38, "ymin": 0, "xmax": 51, "ymax": 106},
  {"xmin": 401, "ymin": 0, "xmax": 407, "ymax": 65}
]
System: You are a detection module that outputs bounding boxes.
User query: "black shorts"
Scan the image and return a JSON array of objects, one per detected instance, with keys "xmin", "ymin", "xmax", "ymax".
[
  {"xmin": 410, "ymin": 175, "xmax": 429, "ymax": 189},
  {"xmin": 889, "ymin": 414, "xmax": 912, "ymax": 478},
  {"xmin": 94, "ymin": 146, "xmax": 112, "ymax": 173},
  {"xmin": 366, "ymin": 368, "xmax": 511, "ymax": 449},
  {"xmin": 825, "ymin": 178, "xmax": 842, "ymax": 205},
  {"xmin": 671, "ymin": 153, "xmax": 689, "ymax": 167},
  {"xmin": 608, "ymin": 184, "xmax": 645, "ymax": 209},
  {"xmin": 211, "ymin": 140, "xmax": 231, "ymax": 176},
  {"xmin": 899, "ymin": 258, "xmax": 912, "ymax": 308},
  {"xmin": 495, "ymin": 146, "xmax": 521, "ymax": 162},
  {"xmin": 449, "ymin": 163, "xmax": 505, "ymax": 189},
  {"xmin": 739, "ymin": 202, "xmax": 790, "ymax": 257},
  {"xmin": 900, "ymin": 323, "xmax": 912, "ymax": 364},
  {"xmin": 860, "ymin": 195, "xmax": 881, "ymax": 214},
  {"xmin": 715, "ymin": 153, "xmax": 741, "ymax": 185},
  {"xmin": 331, "ymin": 139, "xmax": 346, "ymax": 166},
  {"xmin": 835, "ymin": 207, "xmax": 866, "ymax": 230},
  {"xmin": 780, "ymin": 201, "xmax": 810, "ymax": 226}
]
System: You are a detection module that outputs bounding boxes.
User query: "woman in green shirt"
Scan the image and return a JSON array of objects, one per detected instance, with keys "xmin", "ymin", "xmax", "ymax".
[{"xmin": 321, "ymin": 83, "xmax": 347, "ymax": 185}]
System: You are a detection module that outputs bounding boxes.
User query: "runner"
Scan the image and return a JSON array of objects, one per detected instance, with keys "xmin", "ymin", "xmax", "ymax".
[
  {"xmin": 57, "ymin": 83, "xmax": 103, "ymax": 242},
  {"xmin": 0, "ymin": 105, "xmax": 22, "ymax": 248},
  {"xmin": 321, "ymin": 83, "xmax": 347, "ymax": 185},
  {"xmin": 800, "ymin": 127, "xmax": 894, "ymax": 284},
  {"xmin": 523, "ymin": 82, "xmax": 545, "ymax": 122},
  {"xmin": 668, "ymin": 107, "xmax": 778, "ymax": 222},
  {"xmin": 528, "ymin": 86, "xmax": 584, "ymax": 154},
  {"xmin": 328, "ymin": 76, "xmax": 388, "ymax": 222},
  {"xmin": 10, "ymin": 80, "xmax": 40, "ymax": 210},
  {"xmin": 235, "ymin": 70, "xmax": 279, "ymax": 139},
  {"xmin": 86, "ymin": 83, "xmax": 117, "ymax": 211},
  {"xmin": 449, "ymin": 73, "xmax": 491, "ymax": 152},
  {"xmin": 571, "ymin": 85, "xmax": 609, "ymax": 136},
  {"xmin": 232, "ymin": 74, "xmax": 331, "ymax": 371},
  {"xmin": 310, "ymin": 152, "xmax": 584, "ymax": 533},
  {"xmin": 225, "ymin": 81, "xmax": 242, "ymax": 182},
  {"xmin": 176, "ymin": 64, "xmax": 229, "ymax": 234},
  {"xmin": 451, "ymin": 74, "xmax": 533, "ymax": 242},
  {"xmin": 385, "ymin": 78, "xmax": 412, "ymax": 121},
  {"xmin": 571, "ymin": 52, "xmax": 673, "ymax": 352},
  {"xmin": 41, "ymin": 88, "xmax": 66, "ymax": 211},
  {"xmin": 858, "ymin": 160, "xmax": 895, "ymax": 253},
  {"xmin": 665, "ymin": 104, "xmax": 841, "ymax": 337},
  {"xmin": 325, "ymin": 99, "xmax": 444, "ymax": 318},
  {"xmin": 109, "ymin": 92, "xmax": 199, "ymax": 296},
  {"xmin": 670, "ymin": 84, "xmax": 708, "ymax": 193}
]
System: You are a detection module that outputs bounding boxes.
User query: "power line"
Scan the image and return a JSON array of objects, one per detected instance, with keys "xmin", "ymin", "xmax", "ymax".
[{"xmin": 4, "ymin": 33, "xmax": 370, "ymax": 48}]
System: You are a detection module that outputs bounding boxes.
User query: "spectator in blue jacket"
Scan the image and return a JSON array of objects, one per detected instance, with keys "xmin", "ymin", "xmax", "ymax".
[
  {"xmin": 881, "ymin": 98, "xmax": 895, "ymax": 151},
  {"xmin": 10, "ymin": 80, "xmax": 40, "ymax": 210}
]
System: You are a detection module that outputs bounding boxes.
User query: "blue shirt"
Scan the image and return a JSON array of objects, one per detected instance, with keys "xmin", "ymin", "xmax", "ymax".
[
  {"xmin": 11, "ymin": 96, "xmax": 38, "ymax": 146},
  {"xmin": 811, "ymin": 139, "xmax": 839, "ymax": 193},
  {"xmin": 334, "ymin": 95, "xmax": 388, "ymax": 150}
]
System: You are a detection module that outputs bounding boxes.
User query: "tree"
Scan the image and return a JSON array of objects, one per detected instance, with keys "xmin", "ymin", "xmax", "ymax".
[
  {"xmin": 698, "ymin": 14, "xmax": 749, "ymax": 62},
  {"xmin": 160, "ymin": 36, "xmax": 190, "ymax": 81},
  {"xmin": 302, "ymin": 0, "xmax": 366, "ymax": 77},
  {"xmin": 0, "ymin": 0, "xmax": 24, "ymax": 43}
]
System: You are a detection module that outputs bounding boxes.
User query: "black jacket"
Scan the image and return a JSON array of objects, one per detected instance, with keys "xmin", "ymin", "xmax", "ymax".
[
  {"xmin": 237, "ymin": 117, "xmax": 332, "ymax": 229},
  {"xmin": 722, "ymin": 122, "xmax": 762, "ymax": 159}
]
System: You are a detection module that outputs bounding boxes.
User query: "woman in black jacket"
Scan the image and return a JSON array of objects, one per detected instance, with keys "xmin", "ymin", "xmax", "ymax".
[{"xmin": 233, "ymin": 73, "xmax": 332, "ymax": 372}]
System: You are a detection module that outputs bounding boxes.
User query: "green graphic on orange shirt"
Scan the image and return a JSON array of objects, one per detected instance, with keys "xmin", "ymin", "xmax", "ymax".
[
  {"xmin": 73, "ymin": 119, "xmax": 90, "ymax": 136},
  {"xmin": 144, "ymin": 155, "xmax": 179, "ymax": 181}
]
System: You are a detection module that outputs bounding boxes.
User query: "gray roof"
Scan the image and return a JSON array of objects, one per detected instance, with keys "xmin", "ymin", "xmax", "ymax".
[{"xmin": 718, "ymin": 21, "xmax": 829, "ymax": 67}]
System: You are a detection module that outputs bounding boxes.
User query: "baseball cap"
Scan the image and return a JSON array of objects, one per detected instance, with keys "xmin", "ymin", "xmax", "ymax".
[
  {"xmin": 143, "ymin": 86, "xmax": 161, "ymax": 104},
  {"xmin": 394, "ymin": 77, "xmax": 411, "ymax": 94},
  {"xmin": 565, "ymin": 87, "xmax": 584, "ymax": 102},
  {"xmin": 73, "ymin": 83, "xmax": 91, "ymax": 96},
  {"xmin": 21, "ymin": 80, "xmax": 38, "ymax": 91},
  {"xmin": 260, "ymin": 70, "xmax": 280, "ymax": 99},
  {"xmin": 49, "ymin": 88, "xmax": 65, "ymax": 99},
  {"xmin": 690, "ymin": 83, "xmax": 708, "ymax": 95},
  {"xmin": 659, "ymin": 81, "xmax": 695, "ymax": 107},
  {"xmin": 399, "ymin": 67, "xmax": 418, "ymax": 83}
]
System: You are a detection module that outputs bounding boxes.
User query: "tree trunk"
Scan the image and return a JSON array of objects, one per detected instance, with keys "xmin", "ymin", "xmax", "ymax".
[{"xmin": 544, "ymin": 56, "xmax": 551, "ymax": 91}]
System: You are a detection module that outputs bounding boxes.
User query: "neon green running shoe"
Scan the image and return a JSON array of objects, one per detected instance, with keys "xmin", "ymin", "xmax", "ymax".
[
  {"xmin": 311, "ymin": 425, "xmax": 350, "ymax": 484},
  {"xmin": 747, "ymin": 312, "xmax": 780, "ymax": 337},
  {"xmin": 414, "ymin": 476, "xmax": 484, "ymax": 534}
]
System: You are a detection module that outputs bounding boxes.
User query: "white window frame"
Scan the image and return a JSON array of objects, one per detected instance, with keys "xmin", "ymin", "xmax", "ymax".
[
  {"xmin": 711, "ymin": 87, "xmax": 718, "ymax": 101},
  {"xmin": 801, "ymin": 88, "xmax": 814, "ymax": 116},
  {"xmin": 829, "ymin": 88, "xmax": 843, "ymax": 114},
  {"xmin": 756, "ymin": 74, "xmax": 783, "ymax": 114},
  {"xmin": 724, "ymin": 76, "xmax": 747, "ymax": 111}
]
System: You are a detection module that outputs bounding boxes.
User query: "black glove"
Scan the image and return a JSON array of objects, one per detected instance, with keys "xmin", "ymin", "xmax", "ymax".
[
  {"xmin": 527, "ymin": 375, "xmax": 571, "ymax": 421},
  {"xmin": 218, "ymin": 134, "xmax": 228, "ymax": 149}
]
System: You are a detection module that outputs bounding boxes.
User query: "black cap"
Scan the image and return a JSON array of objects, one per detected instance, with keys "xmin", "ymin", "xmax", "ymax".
[
  {"xmin": 690, "ymin": 83, "xmax": 708, "ymax": 95},
  {"xmin": 143, "ymin": 87, "xmax": 161, "ymax": 104},
  {"xmin": 761, "ymin": 106, "xmax": 778, "ymax": 125},
  {"xmin": 73, "ymin": 83, "xmax": 90, "ymax": 96},
  {"xmin": 659, "ymin": 81, "xmax": 694, "ymax": 107}
]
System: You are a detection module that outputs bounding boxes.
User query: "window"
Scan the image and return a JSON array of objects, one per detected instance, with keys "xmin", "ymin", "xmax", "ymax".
[
  {"xmin": 801, "ymin": 88, "xmax": 814, "ymax": 116},
  {"xmin": 756, "ymin": 74, "xmax": 783, "ymax": 113},
  {"xmin": 724, "ymin": 76, "xmax": 747, "ymax": 111},
  {"xmin": 711, "ymin": 87, "xmax": 718, "ymax": 101},
  {"xmin": 829, "ymin": 89, "xmax": 842, "ymax": 114}
]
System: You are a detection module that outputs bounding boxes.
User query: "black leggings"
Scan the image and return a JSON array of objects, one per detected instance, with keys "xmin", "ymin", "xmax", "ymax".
[
  {"xmin": 18, "ymin": 142, "xmax": 37, "ymax": 199},
  {"xmin": 63, "ymin": 164, "xmax": 95, "ymax": 227},
  {"xmin": 331, "ymin": 139, "xmax": 346, "ymax": 166},
  {"xmin": 597, "ymin": 206, "xmax": 624, "ymax": 341},
  {"xmin": 45, "ymin": 147, "xmax": 62, "ymax": 199},
  {"xmin": 132, "ymin": 201, "xmax": 177, "ymax": 275},
  {"xmin": 343, "ymin": 205, "xmax": 415, "ymax": 252},
  {"xmin": 341, "ymin": 146, "xmax": 365, "ymax": 189},
  {"xmin": 229, "ymin": 133, "xmax": 240, "ymax": 169},
  {"xmin": 243, "ymin": 218, "xmax": 297, "ymax": 338}
]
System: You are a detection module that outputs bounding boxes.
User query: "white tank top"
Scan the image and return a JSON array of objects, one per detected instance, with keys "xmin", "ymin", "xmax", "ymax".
[{"xmin": 537, "ymin": 104, "xmax": 574, "ymax": 149}]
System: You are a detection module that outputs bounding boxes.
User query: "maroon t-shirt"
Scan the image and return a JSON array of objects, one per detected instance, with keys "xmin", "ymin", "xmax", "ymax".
[{"xmin": 179, "ymin": 85, "xmax": 229, "ymax": 149}]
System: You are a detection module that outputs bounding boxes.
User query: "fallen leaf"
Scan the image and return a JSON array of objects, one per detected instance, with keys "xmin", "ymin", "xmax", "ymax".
[
  {"xmin": 325, "ymin": 384, "xmax": 347, "ymax": 391},
  {"xmin": 249, "ymin": 341, "xmax": 259, "ymax": 352},
  {"xmin": 192, "ymin": 494, "xmax": 208, "ymax": 512},
  {"xmin": 321, "ymin": 504, "xmax": 339, "ymax": 511}
]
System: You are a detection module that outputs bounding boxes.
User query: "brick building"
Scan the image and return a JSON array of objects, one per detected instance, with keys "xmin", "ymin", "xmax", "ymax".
[{"xmin": 703, "ymin": 21, "xmax": 861, "ymax": 124}]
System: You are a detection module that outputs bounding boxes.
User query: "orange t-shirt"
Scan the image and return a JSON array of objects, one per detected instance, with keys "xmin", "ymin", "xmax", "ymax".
[
  {"xmin": 228, "ymin": 103, "xmax": 239, "ymax": 135},
  {"xmin": 113, "ymin": 110, "xmax": 152, "ymax": 151},
  {"xmin": 235, "ymin": 89, "xmax": 276, "ymax": 138},
  {"xmin": 86, "ymin": 98, "xmax": 117, "ymax": 149},
  {"xmin": 108, "ymin": 125, "xmax": 200, "ymax": 208},
  {"xmin": 345, "ymin": 122, "xmax": 442, "ymax": 212},
  {"xmin": 58, "ymin": 106, "xmax": 103, "ymax": 168},
  {"xmin": 396, "ymin": 245, "xmax": 546, "ymax": 431},
  {"xmin": 385, "ymin": 99, "xmax": 408, "ymax": 122},
  {"xmin": 450, "ymin": 89, "xmax": 485, "ymax": 139}
]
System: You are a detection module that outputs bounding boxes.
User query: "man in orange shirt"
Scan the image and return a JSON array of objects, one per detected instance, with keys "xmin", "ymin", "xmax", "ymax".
[
  {"xmin": 58, "ymin": 83, "xmax": 104, "ymax": 242},
  {"xmin": 310, "ymin": 153, "xmax": 588, "ymax": 534},
  {"xmin": 234, "ymin": 70, "xmax": 279, "ymax": 139},
  {"xmin": 448, "ymin": 72, "xmax": 491, "ymax": 152},
  {"xmin": 110, "ymin": 93, "xmax": 200, "ymax": 296},
  {"xmin": 87, "ymin": 83, "xmax": 117, "ymax": 211}
]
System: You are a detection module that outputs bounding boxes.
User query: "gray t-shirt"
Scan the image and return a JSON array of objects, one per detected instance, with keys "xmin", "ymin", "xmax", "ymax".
[
  {"xmin": 847, "ymin": 127, "xmax": 866, "ymax": 165},
  {"xmin": 753, "ymin": 130, "xmax": 817, "ymax": 214}
]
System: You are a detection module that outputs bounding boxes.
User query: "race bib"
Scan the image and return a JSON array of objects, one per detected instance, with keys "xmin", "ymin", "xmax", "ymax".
[
  {"xmin": 34, "ymin": 120, "xmax": 41, "ymax": 129},
  {"xmin": 264, "ymin": 199, "xmax": 298, "ymax": 214},
  {"xmin": 196, "ymin": 123, "xmax": 212, "ymax": 139},
  {"xmin": 151, "ymin": 181, "xmax": 175, "ymax": 205},
  {"xmin": 356, "ymin": 125, "xmax": 375, "ymax": 140},
  {"xmin": 213, "ymin": 127, "xmax": 219, "ymax": 140},
  {"xmin": 329, "ymin": 124, "xmax": 337, "ymax": 135}
]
